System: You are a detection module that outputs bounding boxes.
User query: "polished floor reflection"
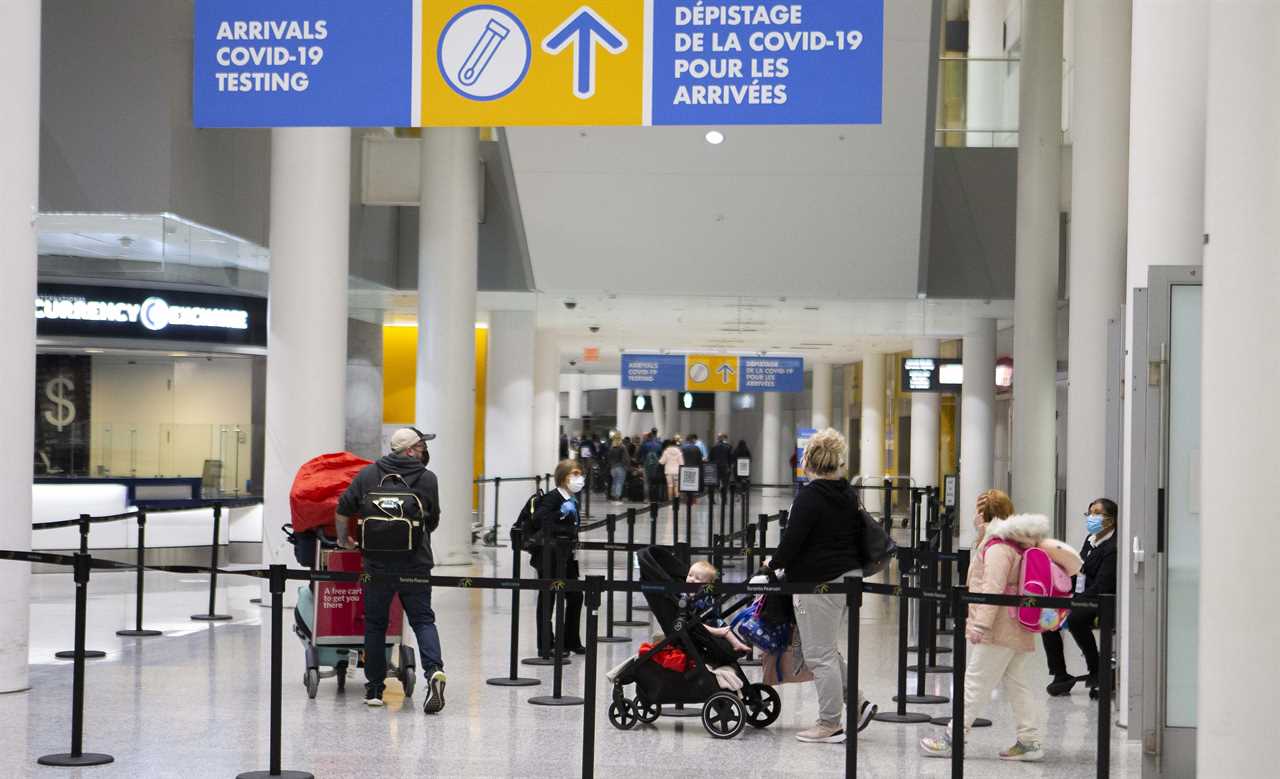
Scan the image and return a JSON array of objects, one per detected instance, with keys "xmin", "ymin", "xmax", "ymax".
[{"xmin": 0, "ymin": 497, "xmax": 1137, "ymax": 778}]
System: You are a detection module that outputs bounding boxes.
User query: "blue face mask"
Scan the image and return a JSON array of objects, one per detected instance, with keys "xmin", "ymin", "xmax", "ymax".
[{"xmin": 1085, "ymin": 514, "xmax": 1105, "ymax": 536}]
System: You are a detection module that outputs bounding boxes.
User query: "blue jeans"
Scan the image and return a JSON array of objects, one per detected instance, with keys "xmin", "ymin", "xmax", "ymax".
[
  {"xmin": 611, "ymin": 465, "xmax": 626, "ymax": 499},
  {"xmin": 362, "ymin": 580, "xmax": 443, "ymax": 694}
]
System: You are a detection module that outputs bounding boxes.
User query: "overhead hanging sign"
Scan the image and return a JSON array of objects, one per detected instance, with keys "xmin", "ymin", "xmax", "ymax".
[
  {"xmin": 741, "ymin": 356, "xmax": 804, "ymax": 392},
  {"xmin": 621, "ymin": 353, "xmax": 687, "ymax": 389},
  {"xmin": 621, "ymin": 353, "xmax": 803, "ymax": 392},
  {"xmin": 194, "ymin": 0, "xmax": 884, "ymax": 127},
  {"xmin": 685, "ymin": 354, "xmax": 739, "ymax": 392}
]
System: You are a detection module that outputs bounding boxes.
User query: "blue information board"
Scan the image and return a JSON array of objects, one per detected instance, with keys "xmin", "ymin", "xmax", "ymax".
[
  {"xmin": 650, "ymin": 0, "xmax": 884, "ymax": 125},
  {"xmin": 194, "ymin": 0, "xmax": 413, "ymax": 128},
  {"xmin": 742, "ymin": 356, "xmax": 805, "ymax": 392},
  {"xmin": 621, "ymin": 354, "xmax": 686, "ymax": 390}
]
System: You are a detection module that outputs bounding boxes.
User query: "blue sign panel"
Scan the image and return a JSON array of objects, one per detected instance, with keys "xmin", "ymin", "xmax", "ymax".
[
  {"xmin": 650, "ymin": 0, "xmax": 883, "ymax": 125},
  {"xmin": 742, "ymin": 356, "xmax": 805, "ymax": 392},
  {"xmin": 194, "ymin": 0, "xmax": 413, "ymax": 128},
  {"xmin": 621, "ymin": 354, "xmax": 686, "ymax": 390}
]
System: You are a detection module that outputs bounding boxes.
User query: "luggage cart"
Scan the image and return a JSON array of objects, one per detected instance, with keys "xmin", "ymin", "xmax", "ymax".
[{"xmin": 292, "ymin": 538, "xmax": 416, "ymax": 699}]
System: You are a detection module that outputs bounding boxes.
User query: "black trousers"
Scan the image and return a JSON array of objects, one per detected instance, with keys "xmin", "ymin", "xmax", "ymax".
[
  {"xmin": 1043, "ymin": 605, "xmax": 1100, "ymax": 678},
  {"xmin": 530, "ymin": 546, "xmax": 583, "ymax": 655}
]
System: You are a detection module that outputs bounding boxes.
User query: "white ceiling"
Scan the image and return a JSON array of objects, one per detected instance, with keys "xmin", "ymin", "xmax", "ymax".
[{"xmin": 505, "ymin": 0, "xmax": 936, "ymax": 300}]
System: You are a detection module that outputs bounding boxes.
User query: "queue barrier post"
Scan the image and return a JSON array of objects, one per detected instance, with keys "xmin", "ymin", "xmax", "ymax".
[
  {"xmin": 671, "ymin": 497, "xmax": 680, "ymax": 546},
  {"xmin": 882, "ymin": 479, "xmax": 893, "ymax": 531},
  {"xmin": 37, "ymin": 552, "xmax": 114, "ymax": 768},
  {"xmin": 484, "ymin": 477, "xmax": 502, "ymax": 548},
  {"xmin": 117, "ymin": 510, "xmax": 161, "ymax": 637},
  {"xmin": 845, "ymin": 576, "xmax": 862, "ymax": 779},
  {"xmin": 615, "ymin": 509, "xmax": 647, "ymax": 627},
  {"xmin": 55, "ymin": 515, "xmax": 107, "ymax": 659},
  {"xmin": 684, "ymin": 493, "xmax": 693, "ymax": 548},
  {"xmin": 951, "ymin": 586, "xmax": 967, "ymax": 777},
  {"xmin": 632, "ymin": 502, "xmax": 659, "ymax": 614},
  {"xmin": 530, "ymin": 537, "xmax": 584, "ymax": 706},
  {"xmin": 705, "ymin": 488, "xmax": 715, "ymax": 561},
  {"xmin": 902, "ymin": 544, "xmax": 948, "ymax": 704},
  {"xmin": 597, "ymin": 515, "xmax": 629, "ymax": 644},
  {"xmin": 928, "ymin": 553, "xmax": 988, "ymax": 726},
  {"xmin": 738, "ymin": 525, "xmax": 762, "ymax": 668},
  {"xmin": 874, "ymin": 556, "xmax": 931, "ymax": 724},
  {"xmin": 237, "ymin": 564, "xmax": 313, "ymax": 779},
  {"xmin": 1097, "ymin": 594, "xmax": 1115, "ymax": 779},
  {"xmin": 192, "ymin": 503, "xmax": 232, "ymax": 622},
  {"xmin": 487, "ymin": 527, "xmax": 540, "ymax": 687},
  {"xmin": 581, "ymin": 576, "xmax": 603, "ymax": 779},
  {"xmin": 523, "ymin": 536, "xmax": 570, "ymax": 667}
]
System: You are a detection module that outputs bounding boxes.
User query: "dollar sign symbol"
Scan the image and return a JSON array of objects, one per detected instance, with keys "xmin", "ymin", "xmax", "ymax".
[{"xmin": 44, "ymin": 377, "xmax": 77, "ymax": 432}]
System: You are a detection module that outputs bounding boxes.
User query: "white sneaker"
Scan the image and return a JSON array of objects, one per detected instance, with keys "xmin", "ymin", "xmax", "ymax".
[
  {"xmin": 796, "ymin": 723, "xmax": 846, "ymax": 743},
  {"xmin": 856, "ymin": 700, "xmax": 878, "ymax": 732}
]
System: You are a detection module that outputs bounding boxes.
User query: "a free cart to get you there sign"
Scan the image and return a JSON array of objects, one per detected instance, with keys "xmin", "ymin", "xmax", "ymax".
[{"xmin": 194, "ymin": 0, "xmax": 883, "ymax": 127}]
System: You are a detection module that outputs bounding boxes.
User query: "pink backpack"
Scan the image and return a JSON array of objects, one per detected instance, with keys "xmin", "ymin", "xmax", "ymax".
[{"xmin": 985, "ymin": 539, "xmax": 1073, "ymax": 633}]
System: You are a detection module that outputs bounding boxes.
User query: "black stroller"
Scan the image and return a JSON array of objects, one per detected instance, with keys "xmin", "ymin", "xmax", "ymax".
[{"xmin": 607, "ymin": 546, "xmax": 781, "ymax": 738}]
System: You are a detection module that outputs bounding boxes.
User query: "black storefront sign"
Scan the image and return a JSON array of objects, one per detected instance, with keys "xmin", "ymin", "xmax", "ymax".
[
  {"xmin": 35, "ymin": 355, "xmax": 92, "ymax": 477},
  {"xmin": 35, "ymin": 283, "xmax": 267, "ymax": 347}
]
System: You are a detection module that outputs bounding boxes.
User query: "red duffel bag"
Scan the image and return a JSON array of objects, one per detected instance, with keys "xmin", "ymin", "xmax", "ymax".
[{"xmin": 289, "ymin": 452, "xmax": 372, "ymax": 535}]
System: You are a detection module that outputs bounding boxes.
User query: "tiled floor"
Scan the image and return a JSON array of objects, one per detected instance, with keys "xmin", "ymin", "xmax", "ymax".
[{"xmin": 0, "ymin": 496, "xmax": 1138, "ymax": 778}]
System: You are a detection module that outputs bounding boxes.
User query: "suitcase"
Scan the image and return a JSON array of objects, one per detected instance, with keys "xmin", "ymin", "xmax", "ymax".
[{"xmin": 626, "ymin": 472, "xmax": 646, "ymax": 502}]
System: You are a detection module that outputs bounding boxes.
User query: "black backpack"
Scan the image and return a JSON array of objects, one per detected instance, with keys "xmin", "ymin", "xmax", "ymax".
[
  {"xmin": 510, "ymin": 490, "xmax": 545, "ymax": 552},
  {"xmin": 359, "ymin": 472, "xmax": 428, "ymax": 555}
]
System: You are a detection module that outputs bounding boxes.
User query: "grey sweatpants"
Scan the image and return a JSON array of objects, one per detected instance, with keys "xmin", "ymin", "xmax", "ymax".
[{"xmin": 793, "ymin": 580, "xmax": 866, "ymax": 728}]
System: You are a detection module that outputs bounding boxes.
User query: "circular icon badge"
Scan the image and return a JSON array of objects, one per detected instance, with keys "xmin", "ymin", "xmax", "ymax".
[
  {"xmin": 438, "ymin": 5, "xmax": 531, "ymax": 101},
  {"xmin": 689, "ymin": 363, "xmax": 709, "ymax": 383},
  {"xmin": 140, "ymin": 297, "xmax": 170, "ymax": 331}
]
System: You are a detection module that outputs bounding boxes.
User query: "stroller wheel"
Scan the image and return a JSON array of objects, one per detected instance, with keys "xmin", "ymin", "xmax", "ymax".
[
  {"xmin": 304, "ymin": 668, "xmax": 320, "ymax": 700},
  {"xmin": 608, "ymin": 700, "xmax": 639, "ymax": 730},
  {"xmin": 743, "ymin": 683, "xmax": 781, "ymax": 728},
  {"xmin": 701, "ymin": 692, "xmax": 746, "ymax": 739},
  {"xmin": 632, "ymin": 696, "xmax": 660, "ymax": 724}
]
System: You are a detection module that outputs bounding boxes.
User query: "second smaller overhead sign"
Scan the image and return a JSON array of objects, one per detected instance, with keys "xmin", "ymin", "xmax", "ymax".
[{"xmin": 622, "ymin": 353, "xmax": 804, "ymax": 392}]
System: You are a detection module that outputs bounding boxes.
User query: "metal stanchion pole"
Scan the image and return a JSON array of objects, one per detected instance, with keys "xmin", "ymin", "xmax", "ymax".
[
  {"xmin": 616, "ymin": 509, "xmax": 646, "ymax": 627},
  {"xmin": 192, "ymin": 503, "xmax": 232, "ymax": 621},
  {"xmin": 705, "ymin": 488, "xmax": 715, "ymax": 560},
  {"xmin": 874, "ymin": 560, "xmax": 931, "ymax": 724},
  {"xmin": 488, "ymin": 527, "xmax": 540, "ymax": 686},
  {"xmin": 524, "ymin": 536, "xmax": 568, "ymax": 667},
  {"xmin": 598, "ymin": 515, "xmax": 629, "ymax": 643},
  {"xmin": 581, "ymin": 576, "xmax": 603, "ymax": 779},
  {"xmin": 1097, "ymin": 594, "xmax": 1115, "ymax": 779},
  {"xmin": 117, "ymin": 510, "xmax": 161, "ymax": 637},
  {"xmin": 883, "ymin": 479, "xmax": 893, "ymax": 531},
  {"xmin": 845, "ymin": 576, "xmax": 862, "ymax": 779},
  {"xmin": 739, "ymin": 524, "xmax": 761, "ymax": 668},
  {"xmin": 530, "ymin": 539, "xmax": 584, "ymax": 706},
  {"xmin": 951, "ymin": 587, "xmax": 966, "ymax": 778},
  {"xmin": 487, "ymin": 477, "xmax": 502, "ymax": 547},
  {"xmin": 903, "ymin": 545, "xmax": 948, "ymax": 704},
  {"xmin": 38, "ymin": 552, "xmax": 113, "ymax": 768},
  {"xmin": 671, "ymin": 497, "xmax": 680, "ymax": 546},
  {"xmin": 237, "ymin": 564, "xmax": 312, "ymax": 779},
  {"xmin": 56, "ymin": 515, "xmax": 106, "ymax": 659}
]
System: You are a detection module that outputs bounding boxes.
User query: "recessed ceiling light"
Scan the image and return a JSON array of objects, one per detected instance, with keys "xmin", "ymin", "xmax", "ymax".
[{"xmin": 705, "ymin": 130, "xmax": 725, "ymax": 145}]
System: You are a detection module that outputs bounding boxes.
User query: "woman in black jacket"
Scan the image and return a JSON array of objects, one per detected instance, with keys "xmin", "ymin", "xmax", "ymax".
[
  {"xmin": 760, "ymin": 428, "xmax": 877, "ymax": 743},
  {"xmin": 529, "ymin": 460, "xmax": 587, "ymax": 658},
  {"xmin": 1043, "ymin": 498, "xmax": 1119, "ymax": 697}
]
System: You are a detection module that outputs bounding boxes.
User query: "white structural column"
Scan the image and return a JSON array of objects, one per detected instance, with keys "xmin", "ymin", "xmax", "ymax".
[
  {"xmin": 714, "ymin": 392, "xmax": 731, "ymax": 439},
  {"xmin": 1199, "ymin": 3, "xmax": 1280, "ymax": 768},
  {"xmin": 485, "ymin": 310, "xmax": 535, "ymax": 485},
  {"xmin": 532, "ymin": 330, "xmax": 560, "ymax": 476},
  {"xmin": 811, "ymin": 362, "xmax": 833, "ymax": 430},
  {"xmin": 651, "ymin": 390, "xmax": 666, "ymax": 439},
  {"xmin": 1066, "ymin": 0, "xmax": 1131, "ymax": 535},
  {"xmin": 909, "ymin": 339, "xmax": 941, "ymax": 489},
  {"xmin": 859, "ymin": 355, "xmax": 886, "ymax": 516},
  {"xmin": 0, "ymin": 0, "xmax": 40, "ymax": 694},
  {"xmin": 959, "ymin": 321, "xmax": 996, "ymax": 548},
  {"xmin": 663, "ymin": 390, "xmax": 679, "ymax": 441},
  {"xmin": 1011, "ymin": 0, "xmax": 1064, "ymax": 516},
  {"xmin": 966, "ymin": 0, "xmax": 1006, "ymax": 146},
  {"xmin": 760, "ymin": 393, "xmax": 781, "ymax": 492},
  {"xmin": 263, "ymin": 129, "xmax": 351, "ymax": 582},
  {"xmin": 615, "ymin": 386, "xmax": 632, "ymax": 436},
  {"xmin": 566, "ymin": 373, "xmax": 583, "ymax": 422},
  {"xmin": 416, "ymin": 127, "xmax": 478, "ymax": 567}
]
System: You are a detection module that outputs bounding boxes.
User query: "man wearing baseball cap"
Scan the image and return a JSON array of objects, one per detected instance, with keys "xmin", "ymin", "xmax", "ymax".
[{"xmin": 336, "ymin": 427, "xmax": 447, "ymax": 713}]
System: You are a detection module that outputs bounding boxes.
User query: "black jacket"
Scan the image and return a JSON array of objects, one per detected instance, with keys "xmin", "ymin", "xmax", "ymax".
[
  {"xmin": 709, "ymin": 442, "xmax": 732, "ymax": 470},
  {"xmin": 681, "ymin": 443, "xmax": 704, "ymax": 467},
  {"xmin": 1079, "ymin": 531, "xmax": 1118, "ymax": 598},
  {"xmin": 528, "ymin": 489, "xmax": 580, "ymax": 553},
  {"xmin": 767, "ymin": 478, "xmax": 866, "ymax": 583},
  {"xmin": 337, "ymin": 454, "xmax": 440, "ymax": 571}
]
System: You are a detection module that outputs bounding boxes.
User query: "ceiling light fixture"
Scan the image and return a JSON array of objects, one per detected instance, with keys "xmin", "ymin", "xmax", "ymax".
[{"xmin": 705, "ymin": 130, "xmax": 725, "ymax": 145}]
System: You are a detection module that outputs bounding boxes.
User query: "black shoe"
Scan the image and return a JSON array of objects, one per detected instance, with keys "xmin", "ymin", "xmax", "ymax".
[
  {"xmin": 1080, "ymin": 673, "xmax": 1099, "ymax": 689},
  {"xmin": 1089, "ymin": 687, "xmax": 1100, "ymax": 700},
  {"xmin": 423, "ymin": 669, "xmax": 447, "ymax": 714},
  {"xmin": 1046, "ymin": 675, "xmax": 1077, "ymax": 697},
  {"xmin": 566, "ymin": 644, "xmax": 587, "ymax": 656},
  {"xmin": 539, "ymin": 650, "xmax": 571, "ymax": 661}
]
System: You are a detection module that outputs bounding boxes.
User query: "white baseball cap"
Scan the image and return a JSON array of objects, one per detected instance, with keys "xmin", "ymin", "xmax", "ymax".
[{"xmin": 390, "ymin": 427, "xmax": 436, "ymax": 453}]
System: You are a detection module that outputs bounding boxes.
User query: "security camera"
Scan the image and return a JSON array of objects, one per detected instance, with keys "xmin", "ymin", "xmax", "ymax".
[
  {"xmin": 588, "ymin": 325, "xmax": 600, "ymax": 333},
  {"xmin": 569, "ymin": 360, "xmax": 578, "ymax": 367},
  {"xmin": 564, "ymin": 299, "xmax": 577, "ymax": 310}
]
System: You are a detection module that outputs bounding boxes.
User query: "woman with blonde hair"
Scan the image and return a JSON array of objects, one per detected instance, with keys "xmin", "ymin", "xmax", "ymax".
[
  {"xmin": 658, "ymin": 438, "xmax": 684, "ymax": 503},
  {"xmin": 759, "ymin": 428, "xmax": 878, "ymax": 743}
]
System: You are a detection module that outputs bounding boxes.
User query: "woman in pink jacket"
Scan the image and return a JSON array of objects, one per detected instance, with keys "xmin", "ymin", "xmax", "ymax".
[{"xmin": 920, "ymin": 490, "xmax": 1082, "ymax": 762}]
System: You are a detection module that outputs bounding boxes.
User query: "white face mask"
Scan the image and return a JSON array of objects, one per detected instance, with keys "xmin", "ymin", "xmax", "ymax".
[{"xmin": 567, "ymin": 475, "xmax": 586, "ymax": 494}]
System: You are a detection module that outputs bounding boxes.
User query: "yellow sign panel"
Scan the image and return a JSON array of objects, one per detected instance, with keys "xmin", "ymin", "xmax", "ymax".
[
  {"xmin": 421, "ymin": 1, "xmax": 644, "ymax": 126},
  {"xmin": 686, "ymin": 355, "xmax": 740, "ymax": 392}
]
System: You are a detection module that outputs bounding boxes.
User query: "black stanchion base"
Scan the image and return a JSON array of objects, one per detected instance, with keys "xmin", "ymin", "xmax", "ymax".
[
  {"xmin": 191, "ymin": 614, "xmax": 233, "ymax": 621},
  {"xmin": 116, "ymin": 629, "xmax": 162, "ymax": 637},
  {"xmin": 661, "ymin": 705, "xmax": 702, "ymax": 718},
  {"xmin": 930, "ymin": 716, "xmax": 992, "ymax": 728},
  {"xmin": 37, "ymin": 753, "xmax": 114, "ymax": 767},
  {"xmin": 54, "ymin": 650, "xmax": 105, "ymax": 659},
  {"xmin": 739, "ymin": 658, "xmax": 761, "ymax": 667},
  {"xmin": 894, "ymin": 694, "xmax": 949, "ymax": 705},
  {"xmin": 596, "ymin": 636, "xmax": 631, "ymax": 644},
  {"xmin": 521, "ymin": 657, "xmax": 572, "ymax": 667},
  {"xmin": 873, "ymin": 711, "xmax": 933, "ymax": 724},
  {"xmin": 908, "ymin": 645, "xmax": 953, "ymax": 655},
  {"xmin": 613, "ymin": 620, "xmax": 649, "ymax": 628},
  {"xmin": 633, "ymin": 604, "xmax": 650, "ymax": 612},
  {"xmin": 529, "ymin": 695, "xmax": 584, "ymax": 707},
  {"xmin": 236, "ymin": 770, "xmax": 314, "ymax": 779},
  {"xmin": 486, "ymin": 676, "xmax": 541, "ymax": 687},
  {"xmin": 907, "ymin": 664, "xmax": 955, "ymax": 674},
  {"xmin": 249, "ymin": 597, "xmax": 262, "ymax": 604}
]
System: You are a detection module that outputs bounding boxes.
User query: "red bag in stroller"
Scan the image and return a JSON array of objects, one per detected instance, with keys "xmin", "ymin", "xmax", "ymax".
[{"xmin": 289, "ymin": 452, "xmax": 372, "ymax": 536}]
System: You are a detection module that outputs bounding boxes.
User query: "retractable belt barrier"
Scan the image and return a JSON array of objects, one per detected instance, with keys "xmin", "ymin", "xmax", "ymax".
[{"xmin": 0, "ymin": 539, "xmax": 1115, "ymax": 779}]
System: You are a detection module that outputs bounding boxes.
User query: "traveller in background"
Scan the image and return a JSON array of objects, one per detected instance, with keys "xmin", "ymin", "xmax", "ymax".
[
  {"xmin": 335, "ymin": 427, "xmax": 447, "ymax": 713},
  {"xmin": 559, "ymin": 432, "xmax": 569, "ymax": 461},
  {"xmin": 643, "ymin": 434, "xmax": 664, "ymax": 502},
  {"xmin": 920, "ymin": 490, "xmax": 1069, "ymax": 762},
  {"xmin": 709, "ymin": 433, "xmax": 733, "ymax": 488},
  {"xmin": 624, "ymin": 435, "xmax": 637, "ymax": 463},
  {"xmin": 528, "ymin": 460, "xmax": 587, "ymax": 657},
  {"xmin": 607, "ymin": 433, "xmax": 627, "ymax": 504},
  {"xmin": 694, "ymin": 433, "xmax": 708, "ymax": 461},
  {"xmin": 759, "ymin": 428, "xmax": 877, "ymax": 743},
  {"xmin": 1044, "ymin": 498, "xmax": 1118, "ymax": 698},
  {"xmin": 681, "ymin": 434, "xmax": 704, "ymax": 467},
  {"xmin": 659, "ymin": 438, "xmax": 684, "ymax": 504}
]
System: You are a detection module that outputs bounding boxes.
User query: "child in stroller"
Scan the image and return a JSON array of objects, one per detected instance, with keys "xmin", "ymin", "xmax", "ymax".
[{"xmin": 606, "ymin": 546, "xmax": 781, "ymax": 739}]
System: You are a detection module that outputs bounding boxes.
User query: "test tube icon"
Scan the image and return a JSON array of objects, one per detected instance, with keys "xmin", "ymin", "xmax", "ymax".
[{"xmin": 459, "ymin": 17, "xmax": 511, "ymax": 87}]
